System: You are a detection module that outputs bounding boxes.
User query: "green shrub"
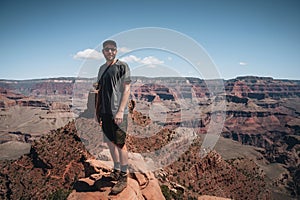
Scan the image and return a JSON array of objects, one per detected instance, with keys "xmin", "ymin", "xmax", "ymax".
[
  {"xmin": 161, "ymin": 185, "xmax": 172, "ymax": 200},
  {"xmin": 160, "ymin": 184, "xmax": 184, "ymax": 200},
  {"xmin": 47, "ymin": 189, "xmax": 71, "ymax": 200}
]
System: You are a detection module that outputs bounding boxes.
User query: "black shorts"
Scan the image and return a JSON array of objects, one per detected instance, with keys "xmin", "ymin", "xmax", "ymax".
[{"xmin": 101, "ymin": 114, "xmax": 128, "ymax": 145}]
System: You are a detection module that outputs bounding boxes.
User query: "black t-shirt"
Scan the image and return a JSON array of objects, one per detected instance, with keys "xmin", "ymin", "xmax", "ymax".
[{"xmin": 97, "ymin": 60, "xmax": 131, "ymax": 116}]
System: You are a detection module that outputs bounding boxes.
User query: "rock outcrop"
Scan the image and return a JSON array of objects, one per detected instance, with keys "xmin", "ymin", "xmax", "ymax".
[
  {"xmin": 155, "ymin": 143, "xmax": 270, "ymax": 200},
  {"xmin": 0, "ymin": 87, "xmax": 23, "ymax": 109},
  {"xmin": 0, "ymin": 121, "xmax": 88, "ymax": 199},
  {"xmin": 68, "ymin": 159, "xmax": 165, "ymax": 200},
  {"xmin": 0, "ymin": 120, "xmax": 166, "ymax": 200}
]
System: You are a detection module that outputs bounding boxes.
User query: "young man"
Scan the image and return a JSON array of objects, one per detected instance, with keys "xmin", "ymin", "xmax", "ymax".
[{"xmin": 95, "ymin": 40, "xmax": 131, "ymax": 195}]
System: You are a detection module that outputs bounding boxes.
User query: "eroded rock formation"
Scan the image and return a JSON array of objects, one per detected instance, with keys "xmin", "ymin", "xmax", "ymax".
[{"xmin": 0, "ymin": 75, "xmax": 299, "ymax": 199}]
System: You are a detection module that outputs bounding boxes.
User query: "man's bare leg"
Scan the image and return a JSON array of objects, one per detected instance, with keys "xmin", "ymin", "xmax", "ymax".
[
  {"xmin": 107, "ymin": 141, "xmax": 119, "ymax": 163},
  {"xmin": 107, "ymin": 141, "xmax": 121, "ymax": 181},
  {"xmin": 111, "ymin": 144, "xmax": 128, "ymax": 195},
  {"xmin": 119, "ymin": 144, "xmax": 128, "ymax": 170}
]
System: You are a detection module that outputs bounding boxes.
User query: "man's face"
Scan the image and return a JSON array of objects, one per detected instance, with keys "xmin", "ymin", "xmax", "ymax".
[{"xmin": 102, "ymin": 44, "xmax": 117, "ymax": 62}]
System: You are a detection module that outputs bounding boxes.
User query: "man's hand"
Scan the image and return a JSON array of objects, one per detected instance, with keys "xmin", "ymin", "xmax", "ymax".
[{"xmin": 114, "ymin": 111, "xmax": 124, "ymax": 125}]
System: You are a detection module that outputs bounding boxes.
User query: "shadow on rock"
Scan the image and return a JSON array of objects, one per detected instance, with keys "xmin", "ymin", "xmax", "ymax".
[
  {"xmin": 93, "ymin": 176, "xmax": 115, "ymax": 192},
  {"xmin": 73, "ymin": 176, "xmax": 114, "ymax": 192}
]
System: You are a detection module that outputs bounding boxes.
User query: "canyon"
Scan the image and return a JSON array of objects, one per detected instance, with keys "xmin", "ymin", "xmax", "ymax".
[{"xmin": 0, "ymin": 76, "xmax": 299, "ymax": 199}]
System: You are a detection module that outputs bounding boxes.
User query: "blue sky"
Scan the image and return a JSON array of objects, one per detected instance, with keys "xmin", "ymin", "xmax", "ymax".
[{"xmin": 0, "ymin": 0, "xmax": 299, "ymax": 80}]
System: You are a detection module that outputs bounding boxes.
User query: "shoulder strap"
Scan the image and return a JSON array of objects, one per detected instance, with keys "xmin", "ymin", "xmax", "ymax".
[
  {"xmin": 98, "ymin": 64, "xmax": 110, "ymax": 83},
  {"xmin": 98, "ymin": 60, "xmax": 118, "ymax": 85}
]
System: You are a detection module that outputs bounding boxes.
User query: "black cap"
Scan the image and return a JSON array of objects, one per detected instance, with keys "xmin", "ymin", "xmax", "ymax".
[{"xmin": 102, "ymin": 40, "xmax": 117, "ymax": 48}]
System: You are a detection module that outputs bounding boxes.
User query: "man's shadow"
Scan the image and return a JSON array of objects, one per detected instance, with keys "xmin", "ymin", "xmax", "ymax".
[{"xmin": 73, "ymin": 176, "xmax": 115, "ymax": 192}]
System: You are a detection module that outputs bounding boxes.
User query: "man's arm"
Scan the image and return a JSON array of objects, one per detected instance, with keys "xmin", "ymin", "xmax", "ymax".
[{"xmin": 114, "ymin": 83, "xmax": 131, "ymax": 124}]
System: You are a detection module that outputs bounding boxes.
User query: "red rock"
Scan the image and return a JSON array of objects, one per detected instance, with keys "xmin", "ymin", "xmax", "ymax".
[
  {"xmin": 198, "ymin": 195, "xmax": 231, "ymax": 200},
  {"xmin": 68, "ymin": 159, "xmax": 165, "ymax": 200}
]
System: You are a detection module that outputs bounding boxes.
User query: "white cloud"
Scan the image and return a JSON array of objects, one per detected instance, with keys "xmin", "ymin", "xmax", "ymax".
[
  {"xmin": 73, "ymin": 49, "xmax": 103, "ymax": 60},
  {"xmin": 118, "ymin": 47, "xmax": 131, "ymax": 54},
  {"xmin": 239, "ymin": 62, "xmax": 248, "ymax": 66},
  {"xmin": 121, "ymin": 55, "xmax": 164, "ymax": 65},
  {"xmin": 141, "ymin": 56, "xmax": 164, "ymax": 65},
  {"xmin": 73, "ymin": 46, "xmax": 130, "ymax": 60},
  {"xmin": 73, "ymin": 47, "xmax": 164, "ymax": 67},
  {"xmin": 121, "ymin": 55, "xmax": 141, "ymax": 63}
]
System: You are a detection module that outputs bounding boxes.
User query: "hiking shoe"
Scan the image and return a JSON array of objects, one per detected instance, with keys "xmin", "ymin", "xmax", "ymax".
[
  {"xmin": 108, "ymin": 169, "xmax": 120, "ymax": 181},
  {"xmin": 111, "ymin": 172, "xmax": 128, "ymax": 195}
]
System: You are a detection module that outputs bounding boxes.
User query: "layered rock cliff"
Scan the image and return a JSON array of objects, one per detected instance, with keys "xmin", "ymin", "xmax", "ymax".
[{"xmin": 0, "ymin": 75, "xmax": 299, "ymax": 199}]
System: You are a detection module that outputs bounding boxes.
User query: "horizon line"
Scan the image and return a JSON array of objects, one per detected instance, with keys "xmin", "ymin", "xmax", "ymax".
[{"xmin": 0, "ymin": 75, "xmax": 300, "ymax": 82}]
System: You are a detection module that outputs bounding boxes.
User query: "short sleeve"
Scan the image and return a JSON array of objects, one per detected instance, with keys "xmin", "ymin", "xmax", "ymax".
[{"xmin": 123, "ymin": 62, "xmax": 131, "ymax": 84}]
